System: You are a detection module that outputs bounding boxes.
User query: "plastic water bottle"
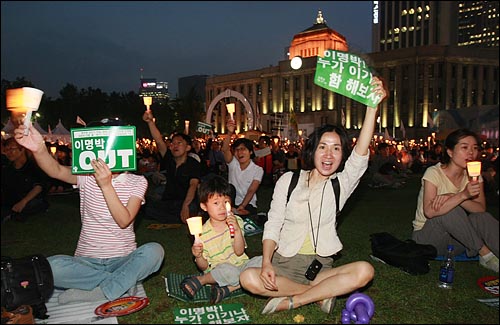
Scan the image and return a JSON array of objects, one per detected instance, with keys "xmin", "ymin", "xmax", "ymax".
[{"xmin": 438, "ymin": 244, "xmax": 455, "ymax": 289}]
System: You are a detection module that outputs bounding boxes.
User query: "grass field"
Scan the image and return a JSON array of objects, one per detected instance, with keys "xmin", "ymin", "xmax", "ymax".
[{"xmin": 1, "ymin": 172, "xmax": 498, "ymax": 324}]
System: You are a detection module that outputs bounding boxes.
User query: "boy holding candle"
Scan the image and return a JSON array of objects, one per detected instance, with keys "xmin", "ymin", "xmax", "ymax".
[{"xmin": 180, "ymin": 175, "xmax": 261, "ymax": 304}]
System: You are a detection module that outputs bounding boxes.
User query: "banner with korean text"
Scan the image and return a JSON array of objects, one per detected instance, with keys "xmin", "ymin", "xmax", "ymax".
[
  {"xmin": 196, "ymin": 121, "xmax": 212, "ymax": 135},
  {"xmin": 314, "ymin": 50, "xmax": 384, "ymax": 107},
  {"xmin": 173, "ymin": 303, "xmax": 250, "ymax": 324},
  {"xmin": 71, "ymin": 126, "xmax": 137, "ymax": 174}
]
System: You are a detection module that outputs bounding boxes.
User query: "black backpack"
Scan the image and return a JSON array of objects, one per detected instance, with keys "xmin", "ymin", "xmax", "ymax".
[
  {"xmin": 1, "ymin": 254, "xmax": 54, "ymax": 319},
  {"xmin": 370, "ymin": 232, "xmax": 437, "ymax": 275}
]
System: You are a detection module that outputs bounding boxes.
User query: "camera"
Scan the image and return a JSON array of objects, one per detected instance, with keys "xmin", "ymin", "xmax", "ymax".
[{"xmin": 305, "ymin": 258, "xmax": 323, "ymax": 281}]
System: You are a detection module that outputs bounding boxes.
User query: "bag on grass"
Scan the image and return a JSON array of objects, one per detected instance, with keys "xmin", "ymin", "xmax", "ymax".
[
  {"xmin": 370, "ymin": 232, "xmax": 437, "ymax": 275},
  {"xmin": 1, "ymin": 254, "xmax": 54, "ymax": 320}
]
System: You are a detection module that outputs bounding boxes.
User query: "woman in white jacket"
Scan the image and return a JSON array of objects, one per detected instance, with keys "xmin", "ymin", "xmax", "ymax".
[{"xmin": 239, "ymin": 77, "xmax": 387, "ymax": 314}]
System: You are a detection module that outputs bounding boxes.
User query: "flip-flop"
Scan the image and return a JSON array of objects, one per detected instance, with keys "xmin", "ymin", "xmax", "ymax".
[
  {"xmin": 179, "ymin": 276, "xmax": 202, "ymax": 299},
  {"xmin": 209, "ymin": 285, "xmax": 231, "ymax": 304}
]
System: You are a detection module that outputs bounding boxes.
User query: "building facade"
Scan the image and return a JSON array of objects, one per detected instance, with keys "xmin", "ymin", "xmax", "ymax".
[{"xmin": 204, "ymin": 5, "xmax": 499, "ymax": 142}]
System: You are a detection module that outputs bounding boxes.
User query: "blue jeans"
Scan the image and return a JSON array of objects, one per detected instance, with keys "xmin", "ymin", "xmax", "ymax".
[{"xmin": 48, "ymin": 242, "xmax": 164, "ymax": 300}]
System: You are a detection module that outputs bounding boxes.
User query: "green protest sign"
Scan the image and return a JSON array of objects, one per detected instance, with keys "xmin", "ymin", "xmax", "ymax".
[
  {"xmin": 314, "ymin": 50, "xmax": 383, "ymax": 107},
  {"xmin": 196, "ymin": 121, "xmax": 212, "ymax": 135},
  {"xmin": 71, "ymin": 126, "xmax": 137, "ymax": 174},
  {"xmin": 174, "ymin": 303, "xmax": 250, "ymax": 324}
]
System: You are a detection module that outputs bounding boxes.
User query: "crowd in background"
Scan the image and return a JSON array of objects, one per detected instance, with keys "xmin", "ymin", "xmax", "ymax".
[{"xmin": 2, "ymin": 129, "xmax": 499, "ymax": 224}]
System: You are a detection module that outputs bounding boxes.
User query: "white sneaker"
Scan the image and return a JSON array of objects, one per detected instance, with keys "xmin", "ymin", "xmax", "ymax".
[{"xmin": 479, "ymin": 255, "xmax": 499, "ymax": 273}]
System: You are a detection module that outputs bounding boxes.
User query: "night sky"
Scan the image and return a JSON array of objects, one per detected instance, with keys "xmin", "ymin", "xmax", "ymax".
[{"xmin": 1, "ymin": 1, "xmax": 372, "ymax": 99}]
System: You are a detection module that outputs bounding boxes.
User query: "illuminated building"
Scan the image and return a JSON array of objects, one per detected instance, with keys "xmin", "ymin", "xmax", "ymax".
[
  {"xmin": 139, "ymin": 78, "xmax": 169, "ymax": 103},
  {"xmin": 204, "ymin": 7, "xmax": 498, "ymax": 142}
]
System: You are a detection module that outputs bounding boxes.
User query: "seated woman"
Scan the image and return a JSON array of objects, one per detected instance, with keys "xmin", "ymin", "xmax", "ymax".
[
  {"xmin": 221, "ymin": 119, "xmax": 263, "ymax": 217},
  {"xmin": 411, "ymin": 128, "xmax": 499, "ymax": 273}
]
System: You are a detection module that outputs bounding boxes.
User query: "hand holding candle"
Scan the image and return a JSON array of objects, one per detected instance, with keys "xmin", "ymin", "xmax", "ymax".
[
  {"xmin": 226, "ymin": 103, "xmax": 235, "ymax": 121},
  {"xmin": 225, "ymin": 201, "xmax": 235, "ymax": 238},
  {"xmin": 187, "ymin": 216, "xmax": 203, "ymax": 244},
  {"xmin": 466, "ymin": 161, "xmax": 481, "ymax": 181},
  {"xmin": 6, "ymin": 87, "xmax": 44, "ymax": 135}
]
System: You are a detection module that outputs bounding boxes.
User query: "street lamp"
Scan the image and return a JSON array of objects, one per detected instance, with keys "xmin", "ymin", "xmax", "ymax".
[{"xmin": 143, "ymin": 96, "xmax": 152, "ymax": 112}]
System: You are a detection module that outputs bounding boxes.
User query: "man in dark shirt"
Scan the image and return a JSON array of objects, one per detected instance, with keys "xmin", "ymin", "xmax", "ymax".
[
  {"xmin": 142, "ymin": 111, "xmax": 201, "ymax": 224},
  {"xmin": 1, "ymin": 137, "xmax": 49, "ymax": 222}
]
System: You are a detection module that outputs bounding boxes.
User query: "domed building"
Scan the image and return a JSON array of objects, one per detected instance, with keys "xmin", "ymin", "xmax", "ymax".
[{"xmin": 204, "ymin": 8, "xmax": 498, "ymax": 143}]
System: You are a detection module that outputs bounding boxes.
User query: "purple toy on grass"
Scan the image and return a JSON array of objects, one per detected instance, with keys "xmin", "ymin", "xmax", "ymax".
[{"xmin": 341, "ymin": 293, "xmax": 375, "ymax": 324}]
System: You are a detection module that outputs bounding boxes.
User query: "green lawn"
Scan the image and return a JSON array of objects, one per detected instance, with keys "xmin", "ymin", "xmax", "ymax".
[{"xmin": 1, "ymin": 172, "xmax": 498, "ymax": 324}]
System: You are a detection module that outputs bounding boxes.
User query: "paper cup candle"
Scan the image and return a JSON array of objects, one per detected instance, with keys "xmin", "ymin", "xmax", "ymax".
[
  {"xmin": 226, "ymin": 103, "xmax": 235, "ymax": 121},
  {"xmin": 187, "ymin": 216, "xmax": 203, "ymax": 244},
  {"xmin": 143, "ymin": 96, "xmax": 152, "ymax": 112},
  {"xmin": 466, "ymin": 161, "xmax": 481, "ymax": 181},
  {"xmin": 6, "ymin": 87, "xmax": 44, "ymax": 135},
  {"xmin": 225, "ymin": 202, "xmax": 235, "ymax": 238}
]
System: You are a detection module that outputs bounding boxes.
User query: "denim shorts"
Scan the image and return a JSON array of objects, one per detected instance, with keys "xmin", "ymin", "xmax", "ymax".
[{"xmin": 271, "ymin": 252, "xmax": 334, "ymax": 285}]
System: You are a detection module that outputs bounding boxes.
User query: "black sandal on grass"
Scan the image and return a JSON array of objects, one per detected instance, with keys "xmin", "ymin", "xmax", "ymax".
[
  {"xmin": 210, "ymin": 285, "xmax": 231, "ymax": 304},
  {"xmin": 180, "ymin": 276, "xmax": 202, "ymax": 299}
]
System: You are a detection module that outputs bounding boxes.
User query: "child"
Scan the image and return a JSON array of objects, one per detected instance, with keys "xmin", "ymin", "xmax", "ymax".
[{"xmin": 180, "ymin": 175, "xmax": 261, "ymax": 304}]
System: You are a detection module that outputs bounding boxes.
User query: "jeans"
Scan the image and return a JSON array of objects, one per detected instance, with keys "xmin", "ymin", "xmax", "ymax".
[{"xmin": 48, "ymin": 242, "xmax": 164, "ymax": 300}]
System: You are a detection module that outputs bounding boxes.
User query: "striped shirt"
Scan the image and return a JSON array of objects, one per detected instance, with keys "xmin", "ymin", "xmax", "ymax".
[
  {"xmin": 74, "ymin": 172, "xmax": 147, "ymax": 258},
  {"xmin": 200, "ymin": 216, "xmax": 248, "ymax": 272}
]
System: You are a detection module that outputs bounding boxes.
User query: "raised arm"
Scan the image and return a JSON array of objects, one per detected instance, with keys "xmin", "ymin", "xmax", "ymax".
[
  {"xmin": 355, "ymin": 76, "xmax": 387, "ymax": 156},
  {"xmin": 14, "ymin": 124, "xmax": 76, "ymax": 184},
  {"xmin": 143, "ymin": 110, "xmax": 168, "ymax": 157},
  {"xmin": 222, "ymin": 119, "xmax": 235, "ymax": 163}
]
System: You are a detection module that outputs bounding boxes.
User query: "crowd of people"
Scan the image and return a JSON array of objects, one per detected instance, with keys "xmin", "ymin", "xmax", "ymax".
[{"xmin": 2, "ymin": 75, "xmax": 498, "ymax": 314}]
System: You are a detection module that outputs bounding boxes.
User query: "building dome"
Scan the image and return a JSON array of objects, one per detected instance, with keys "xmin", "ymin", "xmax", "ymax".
[{"xmin": 288, "ymin": 10, "xmax": 349, "ymax": 59}]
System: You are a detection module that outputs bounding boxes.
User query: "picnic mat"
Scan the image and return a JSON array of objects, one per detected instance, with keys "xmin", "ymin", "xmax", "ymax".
[
  {"xmin": 35, "ymin": 284, "xmax": 146, "ymax": 324},
  {"xmin": 146, "ymin": 218, "xmax": 263, "ymax": 235},
  {"xmin": 164, "ymin": 273, "xmax": 245, "ymax": 303}
]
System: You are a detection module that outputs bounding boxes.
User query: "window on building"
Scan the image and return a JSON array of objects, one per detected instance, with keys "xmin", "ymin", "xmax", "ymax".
[
  {"xmin": 294, "ymin": 77, "xmax": 300, "ymax": 91},
  {"xmin": 294, "ymin": 98, "xmax": 301, "ymax": 111},
  {"xmin": 248, "ymin": 84, "xmax": 253, "ymax": 98},
  {"xmin": 305, "ymin": 75, "xmax": 311, "ymax": 90},
  {"xmin": 321, "ymin": 88, "xmax": 328, "ymax": 110},
  {"xmin": 268, "ymin": 79, "xmax": 273, "ymax": 93},
  {"xmin": 257, "ymin": 83, "xmax": 262, "ymax": 96},
  {"xmin": 283, "ymin": 78, "xmax": 289, "ymax": 92}
]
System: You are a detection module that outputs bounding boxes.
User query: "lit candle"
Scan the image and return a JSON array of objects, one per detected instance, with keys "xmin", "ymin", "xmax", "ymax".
[
  {"xmin": 226, "ymin": 103, "xmax": 235, "ymax": 121},
  {"xmin": 187, "ymin": 216, "xmax": 203, "ymax": 244},
  {"xmin": 225, "ymin": 202, "xmax": 234, "ymax": 238},
  {"xmin": 466, "ymin": 161, "xmax": 481, "ymax": 181},
  {"xmin": 143, "ymin": 96, "xmax": 152, "ymax": 112},
  {"xmin": 6, "ymin": 87, "xmax": 44, "ymax": 135}
]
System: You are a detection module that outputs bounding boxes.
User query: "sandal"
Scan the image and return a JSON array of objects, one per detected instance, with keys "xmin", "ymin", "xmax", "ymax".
[
  {"xmin": 261, "ymin": 296, "xmax": 294, "ymax": 314},
  {"xmin": 319, "ymin": 296, "xmax": 336, "ymax": 314},
  {"xmin": 210, "ymin": 284, "xmax": 231, "ymax": 304},
  {"xmin": 180, "ymin": 276, "xmax": 203, "ymax": 299}
]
